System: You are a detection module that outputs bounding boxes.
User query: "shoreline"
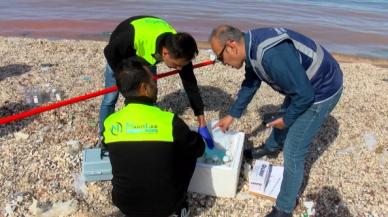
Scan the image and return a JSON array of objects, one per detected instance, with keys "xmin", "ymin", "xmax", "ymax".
[{"xmin": 3, "ymin": 35, "xmax": 386, "ymax": 68}]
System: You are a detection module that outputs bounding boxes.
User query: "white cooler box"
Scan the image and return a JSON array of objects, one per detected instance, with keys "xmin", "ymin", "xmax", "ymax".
[
  {"xmin": 82, "ymin": 121, "xmax": 245, "ymax": 199},
  {"xmin": 188, "ymin": 130, "xmax": 245, "ymax": 198}
]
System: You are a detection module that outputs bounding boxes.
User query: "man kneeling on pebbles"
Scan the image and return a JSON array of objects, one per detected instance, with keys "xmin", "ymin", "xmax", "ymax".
[{"xmin": 102, "ymin": 58, "xmax": 205, "ymax": 217}]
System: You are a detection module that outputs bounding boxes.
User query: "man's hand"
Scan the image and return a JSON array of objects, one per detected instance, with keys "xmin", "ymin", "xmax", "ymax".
[
  {"xmin": 198, "ymin": 126, "xmax": 214, "ymax": 149},
  {"xmin": 213, "ymin": 115, "xmax": 234, "ymax": 132},
  {"xmin": 266, "ymin": 117, "xmax": 286, "ymax": 129}
]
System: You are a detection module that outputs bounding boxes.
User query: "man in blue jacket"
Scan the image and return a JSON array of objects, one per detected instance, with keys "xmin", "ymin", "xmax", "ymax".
[{"xmin": 209, "ymin": 25, "xmax": 343, "ymax": 216}]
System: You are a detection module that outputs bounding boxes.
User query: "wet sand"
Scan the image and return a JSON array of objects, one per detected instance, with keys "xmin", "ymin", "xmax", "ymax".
[
  {"xmin": 0, "ymin": 19, "xmax": 116, "ymax": 41},
  {"xmin": 1, "ymin": 21, "xmax": 388, "ymax": 68},
  {"xmin": 1, "ymin": 18, "xmax": 388, "ymax": 58}
]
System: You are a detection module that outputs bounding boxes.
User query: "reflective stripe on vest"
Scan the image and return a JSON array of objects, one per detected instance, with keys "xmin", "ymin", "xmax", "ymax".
[
  {"xmin": 103, "ymin": 103, "xmax": 174, "ymax": 144},
  {"xmin": 248, "ymin": 28, "xmax": 324, "ymax": 85},
  {"xmin": 131, "ymin": 17, "xmax": 177, "ymax": 65}
]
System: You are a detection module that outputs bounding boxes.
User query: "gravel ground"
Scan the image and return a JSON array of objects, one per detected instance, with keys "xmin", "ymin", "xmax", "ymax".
[{"xmin": 0, "ymin": 37, "xmax": 387, "ymax": 217}]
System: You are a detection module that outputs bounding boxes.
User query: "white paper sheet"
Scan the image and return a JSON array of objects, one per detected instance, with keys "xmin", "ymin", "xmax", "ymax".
[{"xmin": 249, "ymin": 160, "xmax": 284, "ymax": 199}]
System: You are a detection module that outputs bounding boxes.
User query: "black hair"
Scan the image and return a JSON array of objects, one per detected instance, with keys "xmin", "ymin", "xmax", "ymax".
[
  {"xmin": 115, "ymin": 57, "xmax": 152, "ymax": 98},
  {"xmin": 162, "ymin": 32, "xmax": 198, "ymax": 61}
]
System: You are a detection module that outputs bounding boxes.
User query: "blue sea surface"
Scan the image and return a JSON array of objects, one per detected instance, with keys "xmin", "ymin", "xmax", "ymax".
[{"xmin": 0, "ymin": 0, "xmax": 387, "ymax": 57}]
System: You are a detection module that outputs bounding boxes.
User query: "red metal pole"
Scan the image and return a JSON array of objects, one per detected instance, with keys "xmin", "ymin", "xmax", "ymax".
[{"xmin": 0, "ymin": 60, "xmax": 215, "ymax": 125}]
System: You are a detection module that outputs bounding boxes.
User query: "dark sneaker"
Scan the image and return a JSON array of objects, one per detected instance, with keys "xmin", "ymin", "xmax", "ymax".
[
  {"xmin": 243, "ymin": 144, "xmax": 280, "ymax": 160},
  {"xmin": 262, "ymin": 112, "xmax": 285, "ymax": 126},
  {"xmin": 265, "ymin": 207, "xmax": 292, "ymax": 217}
]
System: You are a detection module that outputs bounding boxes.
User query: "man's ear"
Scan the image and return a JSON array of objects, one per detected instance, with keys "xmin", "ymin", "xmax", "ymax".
[
  {"xmin": 161, "ymin": 47, "xmax": 169, "ymax": 58},
  {"xmin": 228, "ymin": 40, "xmax": 238, "ymax": 55},
  {"xmin": 138, "ymin": 82, "xmax": 148, "ymax": 96}
]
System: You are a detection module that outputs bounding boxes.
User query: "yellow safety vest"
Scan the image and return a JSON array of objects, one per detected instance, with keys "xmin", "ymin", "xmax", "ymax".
[
  {"xmin": 103, "ymin": 103, "xmax": 174, "ymax": 144},
  {"xmin": 131, "ymin": 17, "xmax": 177, "ymax": 65}
]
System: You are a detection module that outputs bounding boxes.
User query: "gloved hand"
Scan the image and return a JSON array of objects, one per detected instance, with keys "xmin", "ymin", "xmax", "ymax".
[{"xmin": 198, "ymin": 126, "xmax": 214, "ymax": 149}]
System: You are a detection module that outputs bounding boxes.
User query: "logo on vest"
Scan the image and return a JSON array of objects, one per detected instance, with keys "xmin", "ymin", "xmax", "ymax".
[
  {"xmin": 110, "ymin": 122, "xmax": 123, "ymax": 136},
  {"xmin": 125, "ymin": 122, "xmax": 158, "ymax": 134}
]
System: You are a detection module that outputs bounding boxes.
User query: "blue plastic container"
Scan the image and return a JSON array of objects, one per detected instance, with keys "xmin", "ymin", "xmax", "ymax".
[{"xmin": 82, "ymin": 148, "xmax": 113, "ymax": 182}]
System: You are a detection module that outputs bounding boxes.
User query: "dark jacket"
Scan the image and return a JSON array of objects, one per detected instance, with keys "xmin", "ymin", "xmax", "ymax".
[
  {"xmin": 104, "ymin": 16, "xmax": 204, "ymax": 116},
  {"xmin": 103, "ymin": 96, "xmax": 205, "ymax": 217}
]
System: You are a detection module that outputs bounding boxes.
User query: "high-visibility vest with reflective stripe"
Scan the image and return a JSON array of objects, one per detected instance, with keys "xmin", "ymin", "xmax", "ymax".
[
  {"xmin": 131, "ymin": 17, "xmax": 177, "ymax": 65},
  {"xmin": 246, "ymin": 28, "xmax": 342, "ymax": 102},
  {"xmin": 103, "ymin": 103, "xmax": 174, "ymax": 144}
]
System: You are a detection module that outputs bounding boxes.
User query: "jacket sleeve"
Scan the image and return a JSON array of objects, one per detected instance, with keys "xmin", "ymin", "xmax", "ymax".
[
  {"xmin": 228, "ymin": 65, "xmax": 261, "ymax": 118},
  {"xmin": 103, "ymin": 24, "xmax": 135, "ymax": 73},
  {"xmin": 172, "ymin": 115, "xmax": 205, "ymax": 158},
  {"xmin": 178, "ymin": 62, "xmax": 204, "ymax": 116},
  {"xmin": 262, "ymin": 40, "xmax": 315, "ymax": 127}
]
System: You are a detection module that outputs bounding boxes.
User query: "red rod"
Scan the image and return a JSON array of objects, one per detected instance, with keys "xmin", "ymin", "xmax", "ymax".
[{"xmin": 0, "ymin": 60, "xmax": 215, "ymax": 125}]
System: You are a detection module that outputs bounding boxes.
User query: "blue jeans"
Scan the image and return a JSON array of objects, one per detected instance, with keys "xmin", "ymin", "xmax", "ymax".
[
  {"xmin": 265, "ymin": 88, "xmax": 342, "ymax": 213},
  {"xmin": 99, "ymin": 64, "xmax": 119, "ymax": 135},
  {"xmin": 98, "ymin": 63, "xmax": 157, "ymax": 135}
]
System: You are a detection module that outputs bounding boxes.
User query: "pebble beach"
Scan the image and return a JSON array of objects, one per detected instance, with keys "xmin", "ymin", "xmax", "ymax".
[{"xmin": 0, "ymin": 37, "xmax": 387, "ymax": 217}]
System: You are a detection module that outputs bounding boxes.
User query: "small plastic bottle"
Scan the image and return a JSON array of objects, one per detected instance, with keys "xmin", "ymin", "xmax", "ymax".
[
  {"xmin": 223, "ymin": 155, "xmax": 230, "ymax": 163},
  {"xmin": 31, "ymin": 86, "xmax": 42, "ymax": 105},
  {"xmin": 22, "ymin": 87, "xmax": 33, "ymax": 105},
  {"xmin": 53, "ymin": 88, "xmax": 61, "ymax": 101}
]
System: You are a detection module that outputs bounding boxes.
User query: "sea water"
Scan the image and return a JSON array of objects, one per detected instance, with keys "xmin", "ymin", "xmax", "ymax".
[{"xmin": 0, "ymin": 0, "xmax": 387, "ymax": 58}]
